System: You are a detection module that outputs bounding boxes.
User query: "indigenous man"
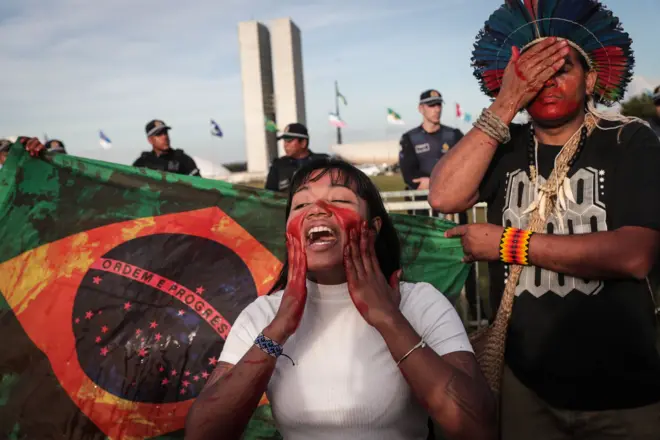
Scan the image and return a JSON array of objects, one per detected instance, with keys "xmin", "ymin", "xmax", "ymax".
[{"xmin": 429, "ymin": 1, "xmax": 660, "ymax": 438}]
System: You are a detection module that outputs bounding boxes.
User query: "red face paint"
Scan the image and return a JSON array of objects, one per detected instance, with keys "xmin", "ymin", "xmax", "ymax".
[
  {"xmin": 527, "ymin": 50, "xmax": 585, "ymax": 123},
  {"xmin": 314, "ymin": 200, "xmax": 362, "ymax": 234},
  {"xmin": 284, "ymin": 208, "xmax": 308, "ymax": 334},
  {"xmin": 286, "ymin": 210, "xmax": 306, "ymax": 242},
  {"xmin": 528, "ymin": 94, "xmax": 581, "ymax": 121},
  {"xmin": 287, "ymin": 198, "xmax": 364, "ymax": 287}
]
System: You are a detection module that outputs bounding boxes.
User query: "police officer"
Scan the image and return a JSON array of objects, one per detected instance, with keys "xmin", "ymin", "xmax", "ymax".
[
  {"xmin": 399, "ymin": 90, "xmax": 463, "ymax": 217},
  {"xmin": 399, "ymin": 89, "xmax": 464, "ymax": 196},
  {"xmin": 650, "ymin": 86, "xmax": 660, "ymax": 138},
  {"xmin": 399, "ymin": 90, "xmax": 481, "ymax": 320},
  {"xmin": 265, "ymin": 123, "xmax": 329, "ymax": 193},
  {"xmin": 44, "ymin": 139, "xmax": 68, "ymax": 154},
  {"xmin": 133, "ymin": 119, "xmax": 200, "ymax": 176}
]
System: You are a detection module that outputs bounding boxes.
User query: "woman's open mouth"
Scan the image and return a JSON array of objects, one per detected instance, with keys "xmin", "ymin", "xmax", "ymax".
[{"xmin": 306, "ymin": 225, "xmax": 339, "ymax": 251}]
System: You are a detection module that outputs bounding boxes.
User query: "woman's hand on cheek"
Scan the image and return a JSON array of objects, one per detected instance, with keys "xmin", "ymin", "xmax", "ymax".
[
  {"xmin": 344, "ymin": 221, "xmax": 403, "ymax": 328},
  {"xmin": 269, "ymin": 231, "xmax": 308, "ymax": 343}
]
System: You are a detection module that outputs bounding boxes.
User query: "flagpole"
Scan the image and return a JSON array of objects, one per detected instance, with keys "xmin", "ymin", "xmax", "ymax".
[{"xmin": 335, "ymin": 80, "xmax": 343, "ymax": 145}]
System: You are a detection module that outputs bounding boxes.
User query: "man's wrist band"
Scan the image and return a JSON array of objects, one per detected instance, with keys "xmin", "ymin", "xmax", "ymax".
[
  {"xmin": 474, "ymin": 108, "xmax": 511, "ymax": 144},
  {"xmin": 397, "ymin": 339, "xmax": 426, "ymax": 366},
  {"xmin": 499, "ymin": 227, "xmax": 533, "ymax": 266},
  {"xmin": 254, "ymin": 332, "xmax": 295, "ymax": 365}
]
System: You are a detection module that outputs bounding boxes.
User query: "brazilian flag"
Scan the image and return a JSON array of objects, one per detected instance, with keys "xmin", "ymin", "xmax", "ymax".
[{"xmin": 0, "ymin": 145, "xmax": 468, "ymax": 440}]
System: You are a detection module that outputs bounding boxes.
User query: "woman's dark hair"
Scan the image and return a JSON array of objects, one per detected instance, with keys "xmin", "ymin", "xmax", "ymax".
[{"xmin": 269, "ymin": 158, "xmax": 401, "ymax": 292}]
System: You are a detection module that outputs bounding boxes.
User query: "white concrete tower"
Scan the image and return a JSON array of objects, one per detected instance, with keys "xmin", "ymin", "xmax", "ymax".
[
  {"xmin": 270, "ymin": 18, "xmax": 307, "ymax": 157},
  {"xmin": 238, "ymin": 21, "xmax": 278, "ymax": 173}
]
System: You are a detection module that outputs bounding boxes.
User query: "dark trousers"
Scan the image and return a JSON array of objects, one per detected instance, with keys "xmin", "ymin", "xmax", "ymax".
[{"xmin": 501, "ymin": 365, "xmax": 660, "ymax": 440}]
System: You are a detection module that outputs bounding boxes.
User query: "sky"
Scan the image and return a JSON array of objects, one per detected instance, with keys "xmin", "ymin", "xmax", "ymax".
[{"xmin": 1, "ymin": 0, "xmax": 658, "ymax": 166}]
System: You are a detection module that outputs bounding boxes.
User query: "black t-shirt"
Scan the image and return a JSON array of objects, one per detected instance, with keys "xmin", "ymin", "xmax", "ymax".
[
  {"xmin": 133, "ymin": 149, "xmax": 200, "ymax": 176},
  {"xmin": 479, "ymin": 121, "xmax": 660, "ymax": 410}
]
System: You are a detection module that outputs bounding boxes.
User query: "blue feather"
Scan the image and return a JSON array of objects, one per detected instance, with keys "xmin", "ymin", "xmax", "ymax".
[
  {"xmin": 505, "ymin": 0, "xmax": 538, "ymax": 38},
  {"xmin": 537, "ymin": 0, "xmax": 559, "ymax": 35},
  {"xmin": 549, "ymin": 0, "xmax": 597, "ymax": 37}
]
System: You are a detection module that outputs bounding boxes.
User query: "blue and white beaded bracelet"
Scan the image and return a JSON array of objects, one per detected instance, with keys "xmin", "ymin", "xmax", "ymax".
[{"xmin": 254, "ymin": 332, "xmax": 295, "ymax": 365}]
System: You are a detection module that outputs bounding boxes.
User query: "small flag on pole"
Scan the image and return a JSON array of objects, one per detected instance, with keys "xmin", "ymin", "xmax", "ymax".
[
  {"xmin": 387, "ymin": 108, "xmax": 405, "ymax": 125},
  {"xmin": 335, "ymin": 81, "xmax": 348, "ymax": 106},
  {"xmin": 455, "ymin": 103, "xmax": 463, "ymax": 118},
  {"xmin": 99, "ymin": 131, "xmax": 112, "ymax": 150},
  {"xmin": 328, "ymin": 113, "xmax": 346, "ymax": 128},
  {"xmin": 264, "ymin": 117, "xmax": 278, "ymax": 133},
  {"xmin": 210, "ymin": 119, "xmax": 223, "ymax": 138}
]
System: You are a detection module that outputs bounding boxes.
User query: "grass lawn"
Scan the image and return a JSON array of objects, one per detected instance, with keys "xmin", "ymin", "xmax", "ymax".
[{"xmin": 370, "ymin": 174, "xmax": 407, "ymax": 192}]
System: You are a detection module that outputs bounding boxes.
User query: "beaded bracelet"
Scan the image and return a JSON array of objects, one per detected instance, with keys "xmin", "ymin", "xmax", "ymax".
[
  {"xmin": 254, "ymin": 332, "xmax": 295, "ymax": 365},
  {"xmin": 499, "ymin": 227, "xmax": 534, "ymax": 266}
]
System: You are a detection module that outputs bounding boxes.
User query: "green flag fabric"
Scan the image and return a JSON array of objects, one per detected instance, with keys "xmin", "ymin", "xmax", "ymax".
[{"xmin": 0, "ymin": 144, "xmax": 468, "ymax": 440}]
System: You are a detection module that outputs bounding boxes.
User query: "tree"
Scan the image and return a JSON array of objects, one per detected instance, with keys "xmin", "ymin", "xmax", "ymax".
[{"xmin": 620, "ymin": 93, "xmax": 656, "ymax": 119}]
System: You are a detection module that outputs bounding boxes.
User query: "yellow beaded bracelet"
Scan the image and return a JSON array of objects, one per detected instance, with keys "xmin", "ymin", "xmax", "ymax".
[{"xmin": 499, "ymin": 227, "xmax": 533, "ymax": 266}]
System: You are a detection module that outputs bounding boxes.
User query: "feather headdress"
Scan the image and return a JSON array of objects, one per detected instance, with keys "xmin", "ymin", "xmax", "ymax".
[{"xmin": 471, "ymin": 0, "xmax": 634, "ymax": 105}]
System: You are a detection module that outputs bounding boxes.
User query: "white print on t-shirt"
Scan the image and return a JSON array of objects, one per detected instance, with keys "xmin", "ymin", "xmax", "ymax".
[{"xmin": 502, "ymin": 167, "xmax": 608, "ymax": 298}]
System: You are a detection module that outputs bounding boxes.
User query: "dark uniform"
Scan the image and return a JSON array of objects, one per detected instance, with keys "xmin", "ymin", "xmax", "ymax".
[
  {"xmin": 399, "ymin": 89, "xmax": 464, "ymax": 202},
  {"xmin": 132, "ymin": 149, "xmax": 200, "ymax": 176},
  {"xmin": 265, "ymin": 123, "xmax": 329, "ymax": 193},
  {"xmin": 134, "ymin": 119, "xmax": 200, "ymax": 177},
  {"xmin": 265, "ymin": 153, "xmax": 330, "ymax": 192},
  {"xmin": 399, "ymin": 125, "xmax": 463, "ymax": 191},
  {"xmin": 399, "ymin": 90, "xmax": 464, "ymax": 217}
]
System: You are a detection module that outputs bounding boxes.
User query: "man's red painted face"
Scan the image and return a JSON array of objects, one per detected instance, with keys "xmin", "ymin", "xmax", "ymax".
[
  {"xmin": 287, "ymin": 170, "xmax": 369, "ymax": 273},
  {"xmin": 527, "ymin": 47, "xmax": 588, "ymax": 124}
]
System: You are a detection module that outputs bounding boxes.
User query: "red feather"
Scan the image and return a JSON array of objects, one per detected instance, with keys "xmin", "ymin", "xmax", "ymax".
[
  {"xmin": 483, "ymin": 70, "xmax": 505, "ymax": 91},
  {"xmin": 524, "ymin": 0, "xmax": 538, "ymax": 19}
]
